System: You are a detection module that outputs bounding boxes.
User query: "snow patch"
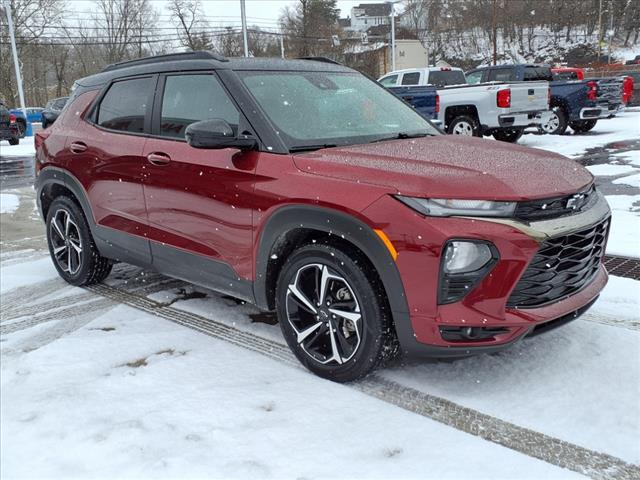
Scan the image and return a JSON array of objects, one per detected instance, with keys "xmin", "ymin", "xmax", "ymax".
[{"xmin": 0, "ymin": 193, "xmax": 20, "ymax": 214}]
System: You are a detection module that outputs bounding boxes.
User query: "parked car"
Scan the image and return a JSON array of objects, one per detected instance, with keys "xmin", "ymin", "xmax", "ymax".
[
  {"xmin": 36, "ymin": 52, "xmax": 610, "ymax": 382},
  {"xmin": 380, "ymin": 67, "xmax": 551, "ymax": 142},
  {"xmin": 9, "ymin": 107, "xmax": 44, "ymax": 137},
  {"xmin": 466, "ymin": 64, "xmax": 619, "ymax": 134},
  {"xmin": 384, "ymin": 84, "xmax": 440, "ymax": 123},
  {"xmin": 625, "ymin": 55, "xmax": 640, "ymax": 66},
  {"xmin": 0, "ymin": 102, "xmax": 20, "ymax": 145},
  {"xmin": 41, "ymin": 97, "xmax": 68, "ymax": 128}
]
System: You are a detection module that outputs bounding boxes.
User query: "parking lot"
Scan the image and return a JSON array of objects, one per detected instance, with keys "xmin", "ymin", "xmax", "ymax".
[{"xmin": 1, "ymin": 108, "xmax": 639, "ymax": 479}]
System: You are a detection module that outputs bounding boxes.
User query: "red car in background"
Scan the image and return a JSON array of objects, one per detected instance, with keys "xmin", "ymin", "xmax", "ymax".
[{"xmin": 35, "ymin": 52, "xmax": 611, "ymax": 382}]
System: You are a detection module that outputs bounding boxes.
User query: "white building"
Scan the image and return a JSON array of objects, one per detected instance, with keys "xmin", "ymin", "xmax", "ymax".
[{"xmin": 348, "ymin": 3, "xmax": 392, "ymax": 32}]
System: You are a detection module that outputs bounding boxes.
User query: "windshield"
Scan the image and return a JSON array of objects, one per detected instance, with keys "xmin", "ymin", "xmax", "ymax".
[{"xmin": 238, "ymin": 71, "xmax": 439, "ymax": 151}]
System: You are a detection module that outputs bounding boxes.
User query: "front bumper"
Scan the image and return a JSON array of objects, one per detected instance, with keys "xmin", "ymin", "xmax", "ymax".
[
  {"xmin": 498, "ymin": 110, "xmax": 553, "ymax": 128},
  {"xmin": 363, "ymin": 191, "xmax": 611, "ymax": 358}
]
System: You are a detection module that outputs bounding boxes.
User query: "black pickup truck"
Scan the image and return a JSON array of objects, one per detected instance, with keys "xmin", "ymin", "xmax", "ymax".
[
  {"xmin": 0, "ymin": 102, "xmax": 20, "ymax": 145},
  {"xmin": 466, "ymin": 64, "xmax": 620, "ymax": 135}
]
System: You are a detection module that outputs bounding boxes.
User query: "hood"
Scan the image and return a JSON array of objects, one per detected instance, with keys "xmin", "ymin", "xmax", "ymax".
[{"xmin": 292, "ymin": 135, "xmax": 593, "ymax": 201}]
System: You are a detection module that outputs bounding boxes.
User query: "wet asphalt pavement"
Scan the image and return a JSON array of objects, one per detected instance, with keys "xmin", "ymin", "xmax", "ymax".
[{"xmin": 0, "ymin": 154, "xmax": 35, "ymax": 190}]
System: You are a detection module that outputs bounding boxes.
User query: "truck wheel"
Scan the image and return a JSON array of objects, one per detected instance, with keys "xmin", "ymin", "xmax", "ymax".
[
  {"xmin": 492, "ymin": 128, "xmax": 524, "ymax": 143},
  {"xmin": 9, "ymin": 137, "xmax": 19, "ymax": 146},
  {"xmin": 448, "ymin": 115, "xmax": 481, "ymax": 137},
  {"xmin": 276, "ymin": 243, "xmax": 398, "ymax": 383},
  {"xmin": 539, "ymin": 107, "xmax": 568, "ymax": 135},
  {"xmin": 569, "ymin": 119, "xmax": 597, "ymax": 133},
  {"xmin": 46, "ymin": 196, "xmax": 112, "ymax": 286},
  {"xmin": 16, "ymin": 119, "xmax": 26, "ymax": 138}
]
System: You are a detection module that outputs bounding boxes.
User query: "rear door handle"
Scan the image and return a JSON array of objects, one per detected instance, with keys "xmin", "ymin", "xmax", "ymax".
[
  {"xmin": 147, "ymin": 152, "xmax": 171, "ymax": 166},
  {"xmin": 70, "ymin": 141, "xmax": 87, "ymax": 154}
]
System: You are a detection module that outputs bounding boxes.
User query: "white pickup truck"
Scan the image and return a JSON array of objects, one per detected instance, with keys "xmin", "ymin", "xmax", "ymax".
[{"xmin": 379, "ymin": 67, "xmax": 553, "ymax": 142}]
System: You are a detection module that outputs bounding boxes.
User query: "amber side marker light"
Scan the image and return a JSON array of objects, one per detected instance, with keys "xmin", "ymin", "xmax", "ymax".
[{"xmin": 374, "ymin": 229, "xmax": 398, "ymax": 261}]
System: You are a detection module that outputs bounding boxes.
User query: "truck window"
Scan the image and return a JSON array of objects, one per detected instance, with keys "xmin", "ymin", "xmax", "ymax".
[
  {"xmin": 401, "ymin": 72, "xmax": 421, "ymax": 85},
  {"xmin": 466, "ymin": 71, "xmax": 483, "ymax": 84},
  {"xmin": 379, "ymin": 75, "xmax": 399, "ymax": 87},
  {"xmin": 524, "ymin": 66, "xmax": 553, "ymax": 81},
  {"xmin": 488, "ymin": 69, "xmax": 514, "ymax": 82},
  {"xmin": 428, "ymin": 70, "xmax": 466, "ymax": 87}
]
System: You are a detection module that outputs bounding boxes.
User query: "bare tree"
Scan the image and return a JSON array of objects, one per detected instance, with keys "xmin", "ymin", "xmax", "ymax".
[{"xmin": 168, "ymin": 0, "xmax": 213, "ymax": 51}]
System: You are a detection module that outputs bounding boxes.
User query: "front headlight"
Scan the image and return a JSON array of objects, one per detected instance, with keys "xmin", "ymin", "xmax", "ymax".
[{"xmin": 396, "ymin": 196, "xmax": 516, "ymax": 217}]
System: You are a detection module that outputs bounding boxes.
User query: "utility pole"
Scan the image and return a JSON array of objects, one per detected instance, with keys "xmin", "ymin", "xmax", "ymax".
[
  {"xmin": 607, "ymin": 0, "xmax": 613, "ymax": 64},
  {"xmin": 3, "ymin": 0, "xmax": 27, "ymax": 119},
  {"xmin": 389, "ymin": 2, "xmax": 396, "ymax": 71},
  {"xmin": 492, "ymin": 0, "xmax": 497, "ymax": 65},
  {"xmin": 240, "ymin": 0, "xmax": 249, "ymax": 58},
  {"xmin": 597, "ymin": 0, "xmax": 603, "ymax": 61},
  {"xmin": 280, "ymin": 34, "xmax": 285, "ymax": 59}
]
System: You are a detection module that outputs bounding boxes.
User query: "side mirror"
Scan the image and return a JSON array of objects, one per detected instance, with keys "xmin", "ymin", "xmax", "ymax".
[{"xmin": 185, "ymin": 119, "xmax": 257, "ymax": 150}]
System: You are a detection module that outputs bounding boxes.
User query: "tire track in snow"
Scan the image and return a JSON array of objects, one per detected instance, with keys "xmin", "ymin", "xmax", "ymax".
[{"xmin": 84, "ymin": 282, "xmax": 639, "ymax": 480}]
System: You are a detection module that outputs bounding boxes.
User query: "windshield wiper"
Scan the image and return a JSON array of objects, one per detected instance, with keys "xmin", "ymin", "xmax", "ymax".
[
  {"xmin": 369, "ymin": 132, "xmax": 432, "ymax": 144},
  {"xmin": 289, "ymin": 144, "xmax": 337, "ymax": 153}
]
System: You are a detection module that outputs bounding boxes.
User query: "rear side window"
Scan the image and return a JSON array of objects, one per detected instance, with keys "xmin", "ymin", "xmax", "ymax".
[
  {"xmin": 466, "ymin": 71, "xmax": 483, "ymax": 84},
  {"xmin": 379, "ymin": 75, "xmax": 398, "ymax": 87},
  {"xmin": 401, "ymin": 72, "xmax": 421, "ymax": 85},
  {"xmin": 97, "ymin": 77, "xmax": 152, "ymax": 133},
  {"xmin": 488, "ymin": 68, "xmax": 514, "ymax": 82},
  {"xmin": 524, "ymin": 67, "xmax": 553, "ymax": 81},
  {"xmin": 428, "ymin": 70, "xmax": 466, "ymax": 87},
  {"xmin": 160, "ymin": 74, "xmax": 239, "ymax": 139}
]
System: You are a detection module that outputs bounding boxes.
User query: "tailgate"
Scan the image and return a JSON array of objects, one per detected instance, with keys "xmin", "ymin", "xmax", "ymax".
[
  {"xmin": 508, "ymin": 82, "xmax": 549, "ymax": 111},
  {"xmin": 594, "ymin": 77, "xmax": 623, "ymax": 103}
]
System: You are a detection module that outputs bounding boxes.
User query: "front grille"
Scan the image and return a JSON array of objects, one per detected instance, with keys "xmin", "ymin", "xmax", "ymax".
[
  {"xmin": 514, "ymin": 185, "xmax": 596, "ymax": 222},
  {"xmin": 507, "ymin": 218, "xmax": 610, "ymax": 308}
]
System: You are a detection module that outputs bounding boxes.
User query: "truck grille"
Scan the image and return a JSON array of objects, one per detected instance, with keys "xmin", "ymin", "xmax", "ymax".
[
  {"xmin": 514, "ymin": 185, "xmax": 596, "ymax": 221},
  {"xmin": 507, "ymin": 218, "xmax": 610, "ymax": 308}
]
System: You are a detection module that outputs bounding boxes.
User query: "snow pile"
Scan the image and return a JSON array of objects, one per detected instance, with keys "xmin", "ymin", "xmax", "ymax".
[{"xmin": 0, "ymin": 194, "xmax": 20, "ymax": 214}]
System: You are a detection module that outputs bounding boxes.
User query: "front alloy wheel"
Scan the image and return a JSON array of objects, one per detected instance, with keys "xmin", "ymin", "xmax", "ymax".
[
  {"xmin": 276, "ymin": 243, "xmax": 397, "ymax": 382},
  {"xmin": 286, "ymin": 263, "xmax": 362, "ymax": 365}
]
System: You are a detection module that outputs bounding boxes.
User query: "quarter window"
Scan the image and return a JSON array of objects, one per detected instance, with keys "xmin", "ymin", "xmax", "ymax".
[
  {"xmin": 97, "ymin": 77, "xmax": 152, "ymax": 133},
  {"xmin": 160, "ymin": 74, "xmax": 239, "ymax": 139},
  {"xmin": 401, "ymin": 72, "xmax": 421, "ymax": 85}
]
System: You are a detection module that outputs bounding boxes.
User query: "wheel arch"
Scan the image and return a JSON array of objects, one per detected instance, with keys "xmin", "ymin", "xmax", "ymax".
[
  {"xmin": 444, "ymin": 104, "xmax": 479, "ymax": 129},
  {"xmin": 36, "ymin": 167, "xmax": 96, "ymax": 228},
  {"xmin": 254, "ymin": 205, "xmax": 410, "ymax": 322}
]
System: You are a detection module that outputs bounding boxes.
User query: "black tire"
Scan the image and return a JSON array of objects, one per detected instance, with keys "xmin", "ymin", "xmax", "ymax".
[
  {"xmin": 8, "ymin": 137, "xmax": 19, "ymax": 145},
  {"xmin": 569, "ymin": 119, "xmax": 597, "ymax": 133},
  {"xmin": 539, "ymin": 107, "xmax": 568, "ymax": 135},
  {"xmin": 447, "ymin": 115, "xmax": 482, "ymax": 137},
  {"xmin": 492, "ymin": 128, "xmax": 524, "ymax": 143},
  {"xmin": 275, "ymin": 243, "xmax": 398, "ymax": 382},
  {"xmin": 41, "ymin": 119, "xmax": 48, "ymax": 129},
  {"xmin": 16, "ymin": 119, "xmax": 26, "ymax": 138},
  {"xmin": 46, "ymin": 196, "xmax": 112, "ymax": 286}
]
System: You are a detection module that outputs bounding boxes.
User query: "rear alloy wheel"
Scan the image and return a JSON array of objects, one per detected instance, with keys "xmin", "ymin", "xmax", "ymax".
[
  {"xmin": 539, "ymin": 107, "xmax": 568, "ymax": 135},
  {"xmin": 492, "ymin": 128, "xmax": 524, "ymax": 143},
  {"xmin": 569, "ymin": 119, "xmax": 597, "ymax": 133},
  {"xmin": 46, "ymin": 196, "xmax": 112, "ymax": 286},
  {"xmin": 276, "ymin": 244, "xmax": 396, "ymax": 382},
  {"xmin": 448, "ymin": 115, "xmax": 481, "ymax": 137}
]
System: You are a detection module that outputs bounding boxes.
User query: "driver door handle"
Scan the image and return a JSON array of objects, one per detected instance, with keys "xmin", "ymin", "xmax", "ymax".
[{"xmin": 147, "ymin": 152, "xmax": 171, "ymax": 166}]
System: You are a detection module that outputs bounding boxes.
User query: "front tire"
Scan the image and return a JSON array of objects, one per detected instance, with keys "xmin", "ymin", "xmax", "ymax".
[
  {"xmin": 569, "ymin": 119, "xmax": 597, "ymax": 133},
  {"xmin": 276, "ymin": 243, "xmax": 397, "ymax": 382},
  {"xmin": 447, "ymin": 115, "xmax": 482, "ymax": 137},
  {"xmin": 539, "ymin": 107, "xmax": 568, "ymax": 135},
  {"xmin": 46, "ymin": 196, "xmax": 112, "ymax": 286},
  {"xmin": 492, "ymin": 128, "xmax": 524, "ymax": 143}
]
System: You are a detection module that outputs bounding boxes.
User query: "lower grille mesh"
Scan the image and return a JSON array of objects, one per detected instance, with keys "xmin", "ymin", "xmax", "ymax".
[{"xmin": 507, "ymin": 218, "xmax": 610, "ymax": 308}]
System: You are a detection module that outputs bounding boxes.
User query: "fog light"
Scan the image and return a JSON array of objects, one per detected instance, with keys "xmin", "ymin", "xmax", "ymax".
[
  {"xmin": 443, "ymin": 241, "xmax": 492, "ymax": 273},
  {"xmin": 438, "ymin": 240, "xmax": 498, "ymax": 304}
]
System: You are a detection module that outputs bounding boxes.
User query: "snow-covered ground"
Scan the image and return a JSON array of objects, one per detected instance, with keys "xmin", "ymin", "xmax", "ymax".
[
  {"xmin": 1, "ymin": 109, "xmax": 639, "ymax": 479},
  {"xmin": 0, "ymin": 136, "xmax": 35, "ymax": 157}
]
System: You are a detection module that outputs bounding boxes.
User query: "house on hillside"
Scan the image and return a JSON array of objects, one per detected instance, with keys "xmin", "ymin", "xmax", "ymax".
[{"xmin": 348, "ymin": 3, "xmax": 392, "ymax": 32}]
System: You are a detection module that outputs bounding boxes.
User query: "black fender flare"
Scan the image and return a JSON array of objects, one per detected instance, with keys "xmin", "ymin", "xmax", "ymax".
[
  {"xmin": 253, "ymin": 204, "xmax": 410, "ymax": 316},
  {"xmin": 35, "ymin": 166, "xmax": 96, "ymax": 227}
]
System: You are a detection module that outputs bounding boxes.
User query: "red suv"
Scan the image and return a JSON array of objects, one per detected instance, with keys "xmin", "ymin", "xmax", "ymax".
[{"xmin": 35, "ymin": 52, "xmax": 610, "ymax": 382}]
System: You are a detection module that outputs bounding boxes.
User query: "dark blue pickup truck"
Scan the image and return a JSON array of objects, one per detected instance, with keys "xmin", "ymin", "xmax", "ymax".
[
  {"xmin": 387, "ymin": 85, "xmax": 440, "ymax": 125},
  {"xmin": 466, "ymin": 64, "xmax": 618, "ymax": 135}
]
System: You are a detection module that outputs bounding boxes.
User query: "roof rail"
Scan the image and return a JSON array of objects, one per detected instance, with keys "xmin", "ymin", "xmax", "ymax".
[
  {"xmin": 296, "ymin": 56, "xmax": 342, "ymax": 66},
  {"xmin": 101, "ymin": 51, "xmax": 228, "ymax": 73}
]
